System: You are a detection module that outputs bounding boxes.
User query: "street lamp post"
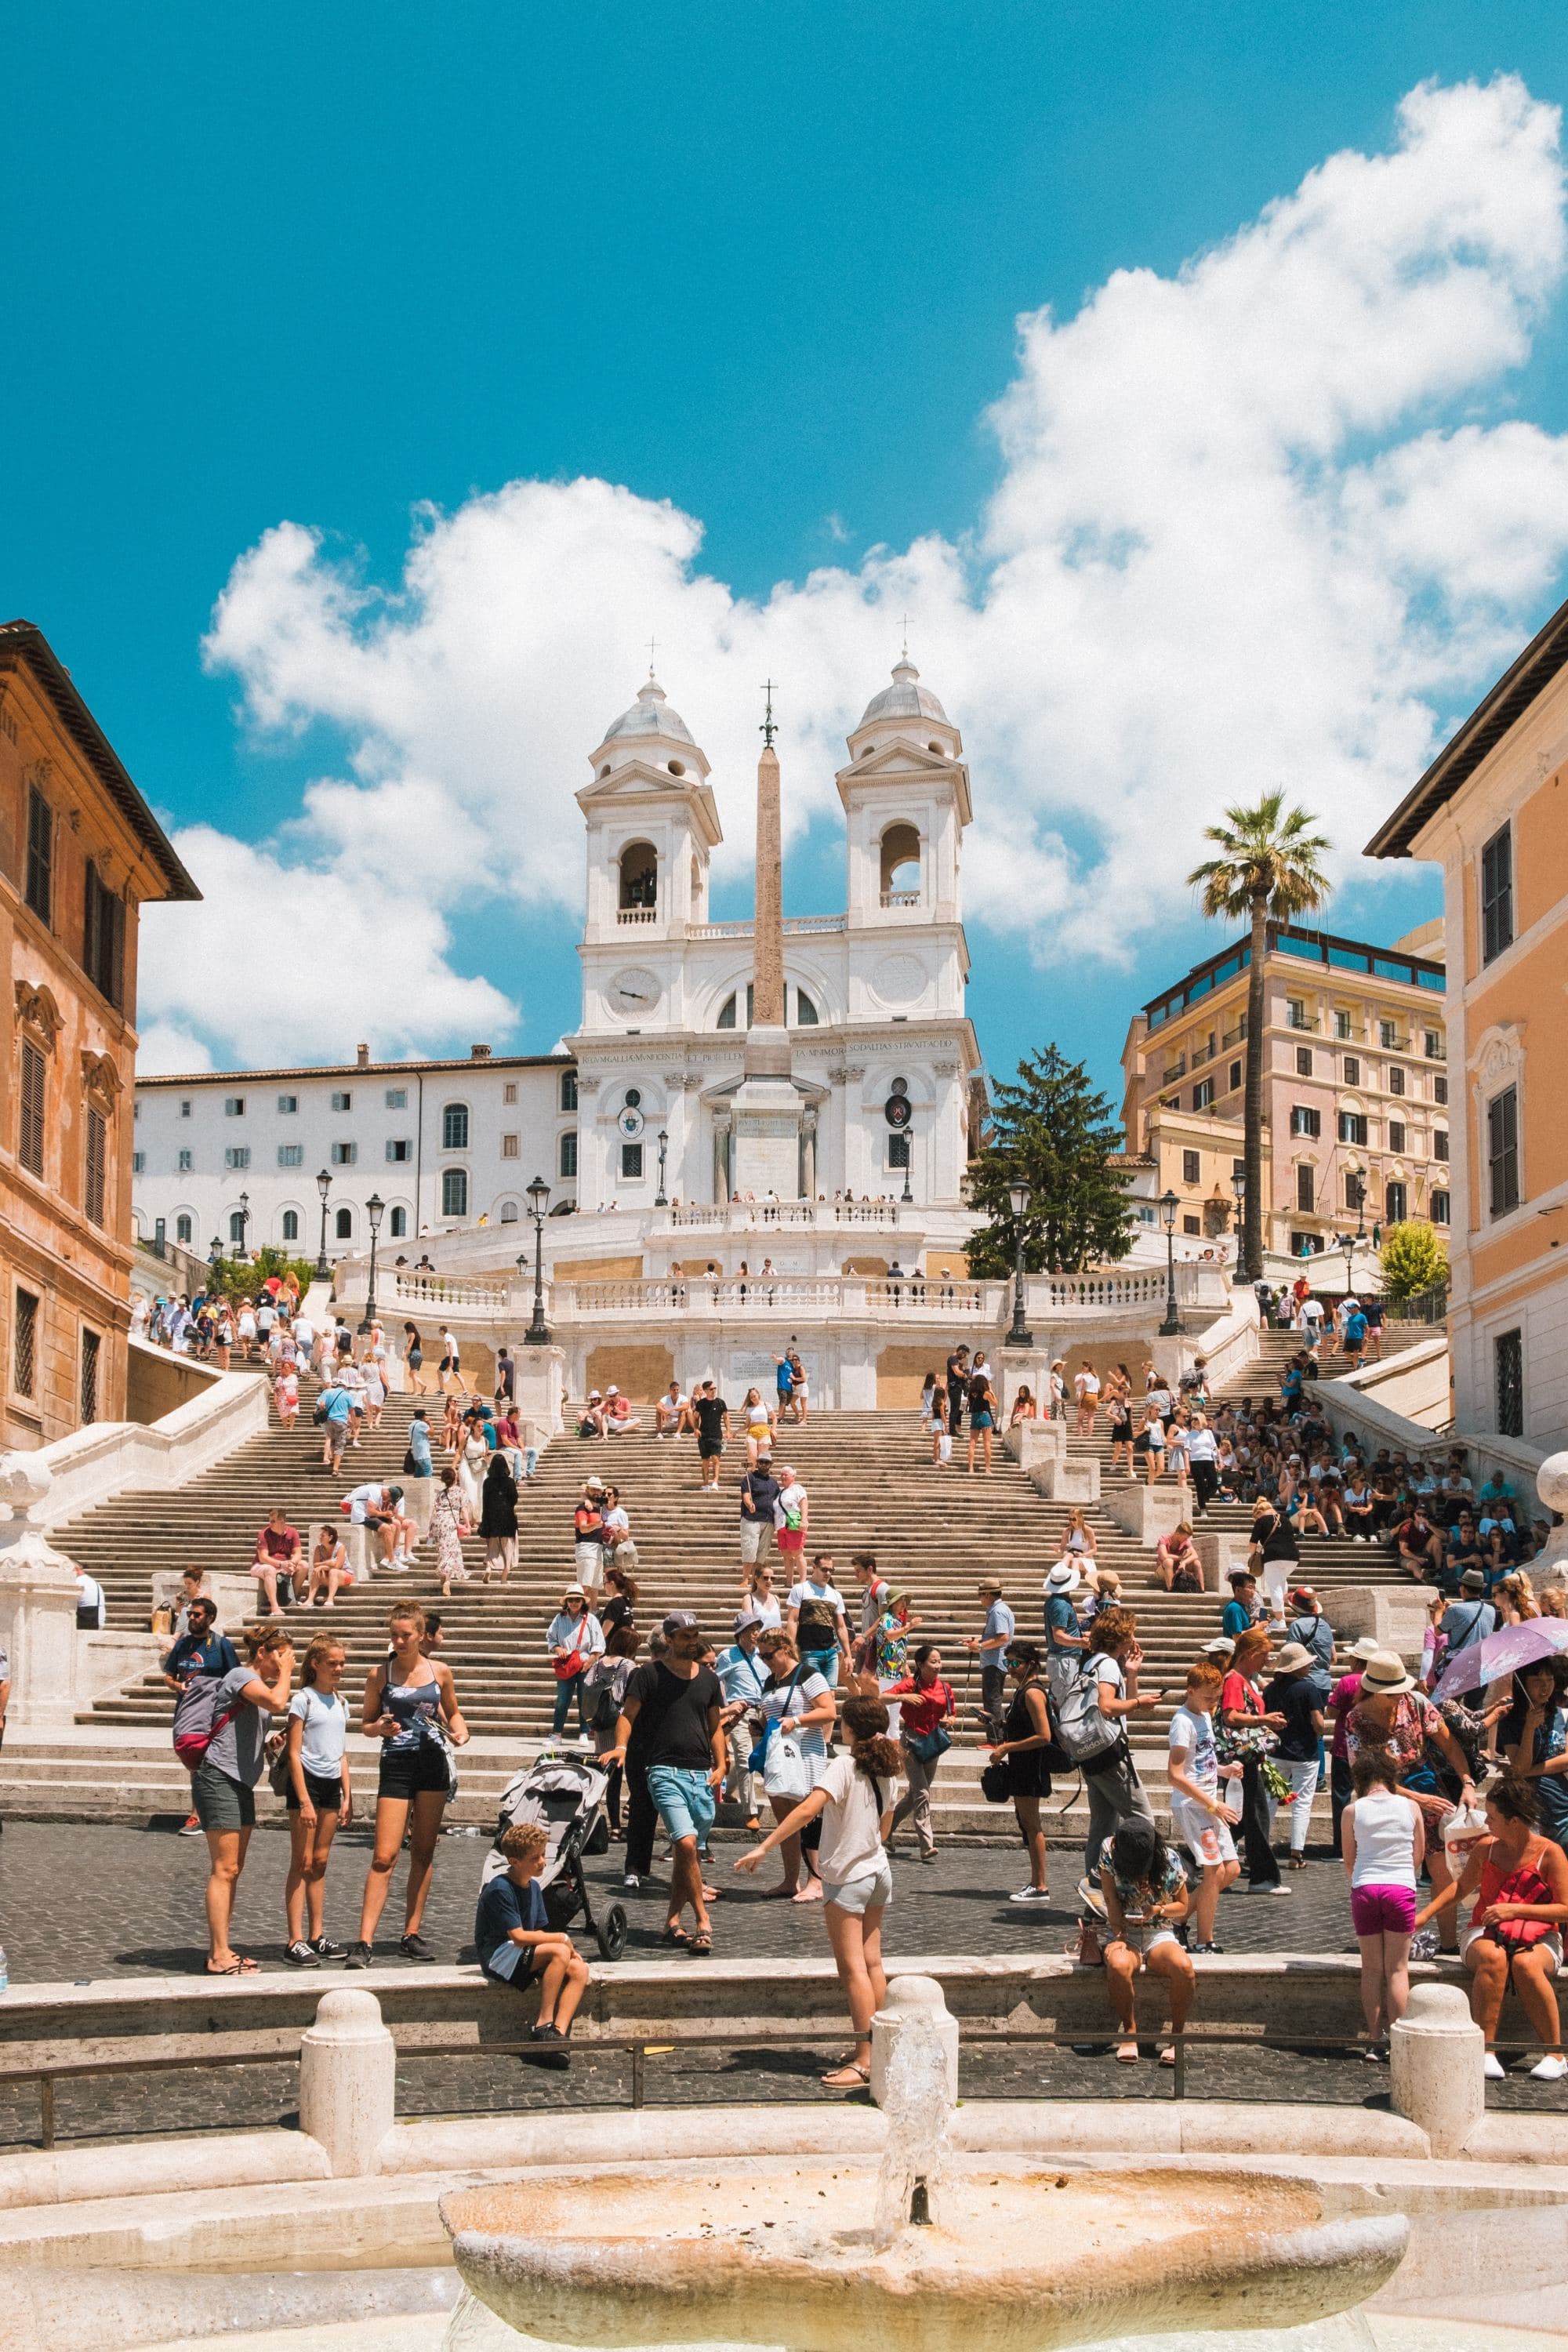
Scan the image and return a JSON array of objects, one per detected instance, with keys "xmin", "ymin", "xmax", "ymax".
[
  {"xmin": 523, "ymin": 1174, "xmax": 552, "ymax": 1345},
  {"xmin": 1230, "ymin": 1168, "xmax": 1248, "ymax": 1287},
  {"xmin": 1352, "ymin": 1169, "xmax": 1367, "ymax": 1243},
  {"xmin": 315, "ymin": 1170, "xmax": 332, "ymax": 1278},
  {"xmin": 237, "ymin": 1191, "xmax": 250, "ymax": 1261},
  {"xmin": 1006, "ymin": 1178, "xmax": 1033, "ymax": 1348},
  {"xmin": 900, "ymin": 1145, "xmax": 913, "ymax": 1207},
  {"xmin": 655, "ymin": 1129, "xmax": 669, "ymax": 1209},
  {"xmin": 209, "ymin": 1235, "xmax": 223, "ymax": 1282},
  {"xmin": 358, "ymin": 1193, "xmax": 385, "ymax": 1334},
  {"xmin": 1159, "ymin": 1187, "xmax": 1185, "ymax": 1336},
  {"xmin": 1339, "ymin": 1229, "xmax": 1356, "ymax": 1303}
]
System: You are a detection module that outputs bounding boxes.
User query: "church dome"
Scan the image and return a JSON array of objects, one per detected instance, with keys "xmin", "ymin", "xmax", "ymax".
[
  {"xmin": 601, "ymin": 675, "xmax": 697, "ymax": 749},
  {"xmin": 855, "ymin": 658, "xmax": 949, "ymax": 731}
]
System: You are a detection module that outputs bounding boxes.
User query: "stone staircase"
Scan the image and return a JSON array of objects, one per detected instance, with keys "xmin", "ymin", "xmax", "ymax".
[{"xmin": 2, "ymin": 1331, "xmax": 1411, "ymax": 1842}]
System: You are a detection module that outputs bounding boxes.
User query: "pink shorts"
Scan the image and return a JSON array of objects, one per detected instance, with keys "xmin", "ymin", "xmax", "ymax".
[{"xmin": 1351, "ymin": 1884, "xmax": 1417, "ymax": 1936}]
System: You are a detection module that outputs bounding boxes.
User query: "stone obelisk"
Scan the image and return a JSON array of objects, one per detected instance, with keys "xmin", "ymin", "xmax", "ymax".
[{"xmin": 731, "ymin": 683, "xmax": 804, "ymax": 1196}]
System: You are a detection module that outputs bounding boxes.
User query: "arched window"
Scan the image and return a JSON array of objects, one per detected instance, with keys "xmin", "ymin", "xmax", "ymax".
[
  {"xmin": 442, "ymin": 1102, "xmax": 469, "ymax": 1150},
  {"xmin": 499, "ymin": 1200, "xmax": 520, "ymax": 1224},
  {"xmin": 618, "ymin": 840, "xmax": 658, "ymax": 912},
  {"xmin": 795, "ymin": 988, "xmax": 820, "ymax": 1025},
  {"xmin": 281, "ymin": 1210, "xmax": 299, "ymax": 1242},
  {"xmin": 176, "ymin": 1214, "xmax": 193, "ymax": 1246},
  {"xmin": 442, "ymin": 1167, "xmax": 469, "ymax": 1218},
  {"xmin": 560, "ymin": 1131, "xmax": 578, "ymax": 1178},
  {"xmin": 717, "ymin": 985, "xmax": 754, "ymax": 1030},
  {"xmin": 880, "ymin": 822, "xmax": 921, "ymax": 905},
  {"xmin": 389, "ymin": 1206, "xmax": 407, "ymax": 1238},
  {"xmin": 229, "ymin": 1210, "xmax": 245, "ymax": 1246},
  {"xmin": 336, "ymin": 1206, "xmax": 354, "ymax": 1240}
]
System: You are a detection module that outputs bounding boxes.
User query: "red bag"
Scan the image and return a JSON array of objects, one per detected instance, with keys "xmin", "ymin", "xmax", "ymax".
[
  {"xmin": 1490, "ymin": 1860, "xmax": 1557, "ymax": 1949},
  {"xmin": 554, "ymin": 1617, "xmax": 590, "ymax": 1682}
]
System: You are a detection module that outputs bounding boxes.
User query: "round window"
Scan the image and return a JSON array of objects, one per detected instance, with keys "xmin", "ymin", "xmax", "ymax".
[
  {"xmin": 625, "ymin": 1087, "xmax": 642, "ymax": 1109},
  {"xmin": 890, "ymin": 1076, "xmax": 909, "ymax": 1097}
]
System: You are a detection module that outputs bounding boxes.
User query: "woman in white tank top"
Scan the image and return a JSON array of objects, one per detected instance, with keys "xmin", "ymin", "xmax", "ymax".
[{"xmin": 1341, "ymin": 1748, "xmax": 1426, "ymax": 2061}]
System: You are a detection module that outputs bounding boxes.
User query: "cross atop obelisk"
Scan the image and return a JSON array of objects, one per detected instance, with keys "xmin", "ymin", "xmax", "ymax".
[{"xmin": 744, "ymin": 677, "xmax": 789, "ymax": 1075}]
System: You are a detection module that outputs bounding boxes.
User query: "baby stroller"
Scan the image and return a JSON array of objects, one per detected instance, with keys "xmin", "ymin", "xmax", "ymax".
[{"xmin": 483, "ymin": 1751, "xmax": 628, "ymax": 1962}]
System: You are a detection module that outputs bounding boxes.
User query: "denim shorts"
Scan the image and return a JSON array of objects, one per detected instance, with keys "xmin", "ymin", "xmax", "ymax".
[
  {"xmin": 822, "ymin": 1861, "xmax": 893, "ymax": 1915},
  {"xmin": 647, "ymin": 1763, "xmax": 716, "ymax": 1844}
]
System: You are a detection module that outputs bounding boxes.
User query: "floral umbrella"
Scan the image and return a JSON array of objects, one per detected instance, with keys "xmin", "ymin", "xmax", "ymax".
[{"xmin": 1432, "ymin": 1618, "xmax": 1568, "ymax": 1703}]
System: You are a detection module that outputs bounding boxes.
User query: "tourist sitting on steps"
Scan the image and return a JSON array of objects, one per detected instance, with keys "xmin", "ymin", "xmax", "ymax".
[
  {"xmin": 475, "ymin": 1821, "xmax": 590, "ymax": 2070},
  {"xmin": 1415, "ymin": 1776, "xmax": 1568, "ymax": 2082},
  {"xmin": 1097, "ymin": 1816, "xmax": 1196, "ymax": 2067}
]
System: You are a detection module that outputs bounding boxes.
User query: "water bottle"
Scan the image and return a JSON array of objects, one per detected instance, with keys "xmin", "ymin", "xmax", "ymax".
[{"xmin": 0, "ymin": 1946, "xmax": 9, "ymax": 1996}]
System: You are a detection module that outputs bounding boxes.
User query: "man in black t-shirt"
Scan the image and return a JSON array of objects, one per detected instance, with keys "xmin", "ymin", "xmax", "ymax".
[
  {"xmin": 604, "ymin": 1612, "xmax": 725, "ymax": 1950},
  {"xmin": 739, "ymin": 1462, "xmax": 781, "ymax": 1567},
  {"xmin": 946, "ymin": 1348, "xmax": 968, "ymax": 1435},
  {"xmin": 693, "ymin": 1382, "xmax": 730, "ymax": 1491}
]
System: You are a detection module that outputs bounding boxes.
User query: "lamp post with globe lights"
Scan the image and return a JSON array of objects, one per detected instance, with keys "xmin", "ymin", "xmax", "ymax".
[
  {"xmin": 1006, "ymin": 1178, "xmax": 1033, "ymax": 1348},
  {"xmin": 1160, "ymin": 1189, "xmax": 1185, "ymax": 1337},
  {"xmin": 1230, "ymin": 1168, "xmax": 1248, "ymax": 1286},
  {"xmin": 315, "ymin": 1169, "xmax": 332, "ymax": 1279},
  {"xmin": 358, "ymin": 1193, "xmax": 385, "ymax": 1336},
  {"xmin": 655, "ymin": 1130, "xmax": 669, "ymax": 1210},
  {"xmin": 523, "ymin": 1174, "xmax": 552, "ymax": 1346}
]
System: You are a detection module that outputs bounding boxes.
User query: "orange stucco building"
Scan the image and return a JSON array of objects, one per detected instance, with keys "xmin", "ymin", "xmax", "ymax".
[
  {"xmin": 1, "ymin": 621, "xmax": 198, "ymax": 1449},
  {"xmin": 1370, "ymin": 599, "xmax": 1568, "ymax": 1454}
]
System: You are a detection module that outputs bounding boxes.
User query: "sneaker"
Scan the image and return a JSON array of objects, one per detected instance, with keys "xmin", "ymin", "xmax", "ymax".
[
  {"xmin": 284, "ymin": 1939, "xmax": 320, "ymax": 1968},
  {"xmin": 179, "ymin": 1813, "xmax": 203, "ymax": 1837},
  {"xmin": 1009, "ymin": 1886, "xmax": 1053, "ymax": 1904},
  {"xmin": 346, "ymin": 1941, "xmax": 373, "ymax": 1969},
  {"xmin": 578, "ymin": 1733, "xmax": 593, "ymax": 1749},
  {"xmin": 529, "ymin": 2023, "xmax": 571, "ymax": 2071},
  {"xmin": 312, "ymin": 1936, "xmax": 347, "ymax": 1961},
  {"xmin": 1249, "ymin": 1882, "xmax": 1292, "ymax": 1896},
  {"xmin": 622, "ymin": 1873, "xmax": 641, "ymax": 1890},
  {"xmin": 1531, "ymin": 2053, "xmax": 1568, "ymax": 2082},
  {"xmin": 1192, "ymin": 1940, "xmax": 1225, "ymax": 1955},
  {"xmin": 1483, "ymin": 2052, "xmax": 1506, "ymax": 2080},
  {"xmin": 400, "ymin": 1933, "xmax": 436, "ymax": 1962}
]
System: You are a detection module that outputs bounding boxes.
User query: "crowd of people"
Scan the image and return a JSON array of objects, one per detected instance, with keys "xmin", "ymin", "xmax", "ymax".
[{"xmin": 140, "ymin": 1266, "xmax": 1568, "ymax": 2085}]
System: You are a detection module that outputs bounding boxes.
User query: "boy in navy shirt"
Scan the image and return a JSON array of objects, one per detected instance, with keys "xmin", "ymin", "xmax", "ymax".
[{"xmin": 474, "ymin": 1822, "xmax": 590, "ymax": 2066}]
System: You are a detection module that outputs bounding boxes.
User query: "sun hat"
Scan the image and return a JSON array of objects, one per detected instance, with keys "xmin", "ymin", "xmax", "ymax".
[
  {"xmin": 563, "ymin": 1584, "xmax": 586, "ymax": 1599},
  {"xmin": 1272, "ymin": 1642, "xmax": 1315, "ymax": 1675},
  {"xmin": 1359, "ymin": 1650, "xmax": 1416, "ymax": 1698},
  {"xmin": 607, "ymin": 1385, "xmax": 619, "ymax": 1396},
  {"xmin": 1461, "ymin": 1568, "xmax": 1489, "ymax": 1592},
  {"xmin": 585, "ymin": 1477, "xmax": 606, "ymax": 1494},
  {"xmin": 1347, "ymin": 1635, "xmax": 1383, "ymax": 1663},
  {"xmin": 1044, "ymin": 1563, "xmax": 1082, "ymax": 1595}
]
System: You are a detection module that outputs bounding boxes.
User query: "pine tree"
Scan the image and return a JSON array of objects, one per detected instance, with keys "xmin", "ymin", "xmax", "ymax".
[{"xmin": 967, "ymin": 1047, "xmax": 1132, "ymax": 1277}]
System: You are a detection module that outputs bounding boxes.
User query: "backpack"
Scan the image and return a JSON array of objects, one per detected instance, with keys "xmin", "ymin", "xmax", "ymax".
[
  {"xmin": 1055, "ymin": 1656, "xmax": 1124, "ymax": 1765},
  {"xmin": 172, "ymin": 1674, "xmax": 242, "ymax": 1770}
]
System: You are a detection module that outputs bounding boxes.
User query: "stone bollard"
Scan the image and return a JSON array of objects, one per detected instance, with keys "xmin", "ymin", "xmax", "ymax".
[
  {"xmin": 870, "ymin": 1973, "xmax": 960, "ymax": 2111},
  {"xmin": 402, "ymin": 1475, "xmax": 434, "ymax": 1541},
  {"xmin": 299, "ymin": 1987, "xmax": 397, "ymax": 2175},
  {"xmin": 1390, "ymin": 1980, "xmax": 1485, "ymax": 2156}
]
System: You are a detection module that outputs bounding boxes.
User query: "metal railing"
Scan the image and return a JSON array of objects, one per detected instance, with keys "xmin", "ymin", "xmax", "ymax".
[{"xmin": 0, "ymin": 2024, "xmax": 1548, "ymax": 2147}]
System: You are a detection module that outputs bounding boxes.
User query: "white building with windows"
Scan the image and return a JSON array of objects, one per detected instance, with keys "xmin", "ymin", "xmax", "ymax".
[{"xmin": 132, "ymin": 656, "xmax": 986, "ymax": 1311}]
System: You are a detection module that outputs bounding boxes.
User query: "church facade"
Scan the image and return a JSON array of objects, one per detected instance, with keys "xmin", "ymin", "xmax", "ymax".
[{"xmin": 131, "ymin": 658, "xmax": 984, "ymax": 1261}]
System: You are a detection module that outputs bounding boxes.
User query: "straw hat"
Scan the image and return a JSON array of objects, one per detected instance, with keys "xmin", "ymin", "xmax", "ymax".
[
  {"xmin": 1346, "ymin": 1635, "xmax": 1383, "ymax": 1663},
  {"xmin": 1044, "ymin": 1563, "xmax": 1082, "ymax": 1595},
  {"xmin": 1272, "ymin": 1642, "xmax": 1315, "ymax": 1675},
  {"xmin": 1358, "ymin": 1650, "xmax": 1415, "ymax": 1698}
]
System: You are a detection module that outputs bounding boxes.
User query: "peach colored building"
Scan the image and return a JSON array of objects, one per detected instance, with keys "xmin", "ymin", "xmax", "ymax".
[
  {"xmin": 1121, "ymin": 924, "xmax": 1450, "ymax": 1260},
  {"xmin": 1370, "ymin": 599, "xmax": 1568, "ymax": 1454},
  {"xmin": 1, "ymin": 621, "xmax": 197, "ymax": 1448}
]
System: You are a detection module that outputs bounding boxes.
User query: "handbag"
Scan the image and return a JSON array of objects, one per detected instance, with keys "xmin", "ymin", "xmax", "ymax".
[
  {"xmin": 980, "ymin": 1759, "xmax": 1011, "ymax": 1803},
  {"xmin": 1488, "ymin": 1859, "xmax": 1557, "ymax": 1950},
  {"xmin": 906, "ymin": 1724, "xmax": 953, "ymax": 1764},
  {"xmin": 553, "ymin": 1618, "xmax": 590, "ymax": 1682},
  {"xmin": 764, "ymin": 1728, "xmax": 815, "ymax": 1802},
  {"xmin": 748, "ymin": 1661, "xmax": 804, "ymax": 1774}
]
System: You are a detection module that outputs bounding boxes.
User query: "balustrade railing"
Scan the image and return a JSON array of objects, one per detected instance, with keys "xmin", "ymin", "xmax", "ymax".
[
  {"xmin": 616, "ymin": 906, "xmax": 658, "ymax": 925},
  {"xmin": 392, "ymin": 1272, "xmax": 515, "ymax": 1309},
  {"xmin": 663, "ymin": 1201, "xmax": 904, "ymax": 1231}
]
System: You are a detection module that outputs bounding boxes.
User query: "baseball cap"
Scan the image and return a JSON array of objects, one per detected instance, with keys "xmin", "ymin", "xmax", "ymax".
[
  {"xmin": 663, "ymin": 1610, "xmax": 700, "ymax": 1635},
  {"xmin": 1200, "ymin": 1635, "xmax": 1235, "ymax": 1657}
]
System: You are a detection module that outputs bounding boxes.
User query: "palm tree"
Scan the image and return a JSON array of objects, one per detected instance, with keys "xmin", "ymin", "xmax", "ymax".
[{"xmin": 1188, "ymin": 793, "xmax": 1331, "ymax": 1283}]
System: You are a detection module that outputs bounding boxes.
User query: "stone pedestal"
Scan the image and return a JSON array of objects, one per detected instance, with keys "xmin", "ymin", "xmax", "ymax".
[
  {"xmin": 299, "ymin": 1987, "xmax": 397, "ymax": 2175},
  {"xmin": 1102, "ymin": 1486, "xmax": 1187, "ymax": 1545},
  {"xmin": 870, "ymin": 1972, "xmax": 959, "ymax": 2110},
  {"xmin": 402, "ymin": 1475, "xmax": 434, "ymax": 1541},
  {"xmin": 1195, "ymin": 1533, "xmax": 1250, "ymax": 1593},
  {"xmin": 0, "ymin": 1454, "xmax": 89, "ymax": 1730},
  {"xmin": 1390, "ymin": 1980, "xmax": 1484, "ymax": 2156},
  {"xmin": 1027, "ymin": 1456, "xmax": 1100, "ymax": 1504},
  {"xmin": 1008, "ymin": 1421, "xmax": 1066, "ymax": 1472},
  {"xmin": 513, "ymin": 1346, "xmax": 566, "ymax": 1439},
  {"xmin": 731, "ymin": 1070, "xmax": 804, "ymax": 1201}
]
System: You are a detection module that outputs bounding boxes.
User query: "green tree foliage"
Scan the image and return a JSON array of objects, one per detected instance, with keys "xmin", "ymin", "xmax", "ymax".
[
  {"xmin": 1377, "ymin": 1219, "xmax": 1448, "ymax": 1303},
  {"xmin": 967, "ymin": 1047, "xmax": 1132, "ymax": 1277},
  {"xmin": 205, "ymin": 1245, "xmax": 317, "ymax": 1301},
  {"xmin": 1187, "ymin": 791, "xmax": 1331, "ymax": 1283}
]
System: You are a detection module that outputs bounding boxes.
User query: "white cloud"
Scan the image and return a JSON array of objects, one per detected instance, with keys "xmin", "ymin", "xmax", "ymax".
[{"xmin": 163, "ymin": 73, "xmax": 1568, "ymax": 1062}]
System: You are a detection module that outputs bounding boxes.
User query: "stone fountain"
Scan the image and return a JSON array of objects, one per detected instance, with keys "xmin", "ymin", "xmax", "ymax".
[{"xmin": 439, "ymin": 1980, "xmax": 1408, "ymax": 2352}]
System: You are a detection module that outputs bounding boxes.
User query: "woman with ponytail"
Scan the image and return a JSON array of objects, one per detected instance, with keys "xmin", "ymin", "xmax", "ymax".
[{"xmin": 736, "ymin": 1692, "xmax": 902, "ymax": 2089}]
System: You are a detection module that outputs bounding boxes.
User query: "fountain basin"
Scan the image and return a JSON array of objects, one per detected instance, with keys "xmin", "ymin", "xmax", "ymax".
[{"xmin": 441, "ymin": 2156, "xmax": 1408, "ymax": 2352}]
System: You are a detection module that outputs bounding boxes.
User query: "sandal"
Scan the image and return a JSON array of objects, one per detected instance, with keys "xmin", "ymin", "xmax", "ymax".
[
  {"xmin": 689, "ymin": 1929, "xmax": 713, "ymax": 1956},
  {"xmin": 1115, "ymin": 2040, "xmax": 1140, "ymax": 2064},
  {"xmin": 1159, "ymin": 2045, "xmax": 1176, "ymax": 2067},
  {"xmin": 662, "ymin": 1924, "xmax": 692, "ymax": 1948},
  {"xmin": 206, "ymin": 1955, "xmax": 259, "ymax": 1975},
  {"xmin": 821, "ymin": 2062, "xmax": 871, "ymax": 2089}
]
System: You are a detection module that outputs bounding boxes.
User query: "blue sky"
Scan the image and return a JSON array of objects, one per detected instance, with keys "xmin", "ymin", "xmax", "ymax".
[{"xmin": 11, "ymin": 3, "xmax": 1568, "ymax": 1100}]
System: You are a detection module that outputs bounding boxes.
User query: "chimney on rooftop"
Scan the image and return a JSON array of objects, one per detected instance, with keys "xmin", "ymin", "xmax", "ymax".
[
  {"xmin": 356, "ymin": 1044, "xmax": 370, "ymax": 1069},
  {"xmin": 471, "ymin": 1044, "xmax": 492, "ymax": 1060}
]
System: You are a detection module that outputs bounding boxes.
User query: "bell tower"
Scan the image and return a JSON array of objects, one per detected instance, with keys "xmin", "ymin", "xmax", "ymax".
[{"xmin": 838, "ymin": 658, "xmax": 971, "ymax": 931}]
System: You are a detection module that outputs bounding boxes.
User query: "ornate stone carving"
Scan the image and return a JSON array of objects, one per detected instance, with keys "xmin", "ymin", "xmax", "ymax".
[
  {"xmin": 81, "ymin": 1049, "xmax": 122, "ymax": 1102},
  {"xmin": 576, "ymin": 1075, "xmax": 601, "ymax": 1094},
  {"xmin": 14, "ymin": 980, "xmax": 63, "ymax": 1047},
  {"xmin": 1472, "ymin": 1023, "xmax": 1525, "ymax": 1094}
]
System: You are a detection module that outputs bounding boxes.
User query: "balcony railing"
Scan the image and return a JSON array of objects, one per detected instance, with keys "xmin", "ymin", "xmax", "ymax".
[
  {"xmin": 1190, "ymin": 1042, "xmax": 1214, "ymax": 1067},
  {"xmin": 1163, "ymin": 1055, "xmax": 1187, "ymax": 1083},
  {"xmin": 617, "ymin": 906, "xmax": 658, "ymax": 925},
  {"xmin": 392, "ymin": 1272, "xmax": 517, "ymax": 1309},
  {"xmin": 880, "ymin": 890, "xmax": 921, "ymax": 911},
  {"xmin": 665, "ymin": 1202, "xmax": 904, "ymax": 1231},
  {"xmin": 558, "ymin": 1274, "xmax": 993, "ymax": 1319},
  {"xmin": 1221, "ymin": 1022, "xmax": 1247, "ymax": 1048}
]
